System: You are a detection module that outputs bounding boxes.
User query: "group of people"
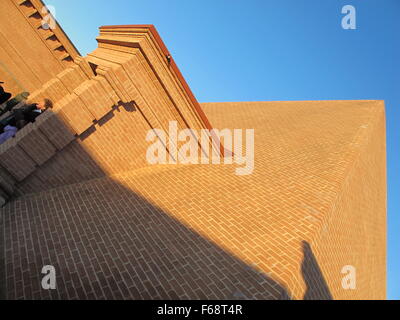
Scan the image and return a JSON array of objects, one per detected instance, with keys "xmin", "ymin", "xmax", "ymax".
[{"xmin": 0, "ymin": 82, "xmax": 53, "ymax": 144}]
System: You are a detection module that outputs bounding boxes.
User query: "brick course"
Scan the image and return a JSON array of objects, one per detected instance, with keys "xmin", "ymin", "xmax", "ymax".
[
  {"xmin": 0, "ymin": 138, "xmax": 36, "ymax": 181},
  {"xmin": 16, "ymin": 122, "xmax": 57, "ymax": 166},
  {"xmin": 0, "ymin": 10, "xmax": 387, "ymax": 300},
  {"xmin": 0, "ymin": 100, "xmax": 387, "ymax": 300}
]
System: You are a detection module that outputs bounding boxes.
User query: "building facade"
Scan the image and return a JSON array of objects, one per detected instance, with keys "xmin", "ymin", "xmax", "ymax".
[{"xmin": 0, "ymin": 0, "xmax": 386, "ymax": 300}]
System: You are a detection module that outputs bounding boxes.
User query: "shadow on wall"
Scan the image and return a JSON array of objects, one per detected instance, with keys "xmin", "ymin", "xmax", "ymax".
[
  {"xmin": 1, "ymin": 165, "xmax": 292, "ymax": 299},
  {"xmin": 0, "ymin": 103, "xmax": 290, "ymax": 300},
  {"xmin": 0, "ymin": 209, "xmax": 4, "ymax": 300},
  {"xmin": 0, "ymin": 101, "xmax": 333, "ymax": 300},
  {"xmin": 0, "ymin": 100, "xmax": 150, "ymax": 197},
  {"xmin": 301, "ymin": 241, "xmax": 333, "ymax": 300}
]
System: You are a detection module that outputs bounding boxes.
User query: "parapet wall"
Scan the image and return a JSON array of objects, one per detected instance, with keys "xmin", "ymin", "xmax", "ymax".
[
  {"xmin": 0, "ymin": 0, "xmax": 80, "ymax": 96},
  {"xmin": 308, "ymin": 104, "xmax": 387, "ymax": 299}
]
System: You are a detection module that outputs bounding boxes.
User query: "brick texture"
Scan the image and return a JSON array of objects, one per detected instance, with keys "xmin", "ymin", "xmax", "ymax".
[
  {"xmin": 0, "ymin": 100, "xmax": 387, "ymax": 300},
  {"xmin": 56, "ymin": 94, "xmax": 94, "ymax": 135},
  {"xmin": 0, "ymin": 9, "xmax": 387, "ymax": 300},
  {"xmin": 73, "ymin": 80, "xmax": 113, "ymax": 120},
  {"xmin": 35, "ymin": 110, "xmax": 75, "ymax": 151},
  {"xmin": 0, "ymin": 138, "xmax": 36, "ymax": 181},
  {"xmin": 15, "ymin": 123, "xmax": 57, "ymax": 166}
]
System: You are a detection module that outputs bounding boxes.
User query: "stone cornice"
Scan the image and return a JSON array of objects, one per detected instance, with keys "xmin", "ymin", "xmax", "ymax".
[
  {"xmin": 97, "ymin": 25, "xmax": 212, "ymax": 132},
  {"xmin": 96, "ymin": 24, "xmax": 224, "ymax": 156}
]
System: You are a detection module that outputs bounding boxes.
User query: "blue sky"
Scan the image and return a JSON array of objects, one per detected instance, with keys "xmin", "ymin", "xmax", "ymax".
[{"xmin": 46, "ymin": 0, "xmax": 399, "ymax": 299}]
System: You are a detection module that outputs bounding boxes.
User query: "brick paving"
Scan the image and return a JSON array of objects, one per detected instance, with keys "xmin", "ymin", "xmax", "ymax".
[{"xmin": 0, "ymin": 100, "xmax": 386, "ymax": 299}]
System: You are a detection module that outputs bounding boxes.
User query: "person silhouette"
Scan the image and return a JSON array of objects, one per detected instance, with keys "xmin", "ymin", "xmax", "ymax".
[
  {"xmin": 301, "ymin": 241, "xmax": 333, "ymax": 300},
  {"xmin": 0, "ymin": 84, "xmax": 12, "ymax": 105}
]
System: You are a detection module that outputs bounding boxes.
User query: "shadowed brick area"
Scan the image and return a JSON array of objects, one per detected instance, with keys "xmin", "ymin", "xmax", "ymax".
[
  {"xmin": 1, "ymin": 100, "xmax": 386, "ymax": 299},
  {"xmin": 0, "ymin": 172, "xmax": 290, "ymax": 300}
]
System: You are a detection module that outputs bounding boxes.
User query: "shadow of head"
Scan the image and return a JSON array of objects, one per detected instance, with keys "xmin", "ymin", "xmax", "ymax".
[
  {"xmin": 0, "ymin": 97, "xmax": 294, "ymax": 299},
  {"xmin": 121, "ymin": 101, "xmax": 136, "ymax": 112},
  {"xmin": 301, "ymin": 240, "xmax": 333, "ymax": 300}
]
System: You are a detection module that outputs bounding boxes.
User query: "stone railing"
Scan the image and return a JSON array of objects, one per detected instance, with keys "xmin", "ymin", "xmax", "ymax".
[{"xmin": 0, "ymin": 56, "xmax": 119, "ymax": 203}]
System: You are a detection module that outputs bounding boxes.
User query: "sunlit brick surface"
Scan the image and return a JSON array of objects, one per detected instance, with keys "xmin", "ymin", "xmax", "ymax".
[{"xmin": 0, "ymin": 100, "xmax": 386, "ymax": 299}]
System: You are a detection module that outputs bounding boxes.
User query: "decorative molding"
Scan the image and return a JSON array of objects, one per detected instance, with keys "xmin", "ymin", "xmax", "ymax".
[
  {"xmin": 95, "ymin": 25, "xmax": 223, "ymax": 156},
  {"xmin": 12, "ymin": 0, "xmax": 80, "ymax": 66}
]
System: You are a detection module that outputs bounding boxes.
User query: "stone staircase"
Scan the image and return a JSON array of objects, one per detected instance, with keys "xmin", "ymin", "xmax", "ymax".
[
  {"xmin": 0, "ymin": 25, "xmax": 220, "ymax": 205},
  {"xmin": 0, "ymin": 56, "xmax": 129, "ymax": 204}
]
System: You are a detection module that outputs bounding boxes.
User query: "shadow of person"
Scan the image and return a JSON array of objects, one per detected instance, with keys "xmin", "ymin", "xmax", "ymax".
[
  {"xmin": 301, "ymin": 240, "xmax": 333, "ymax": 300},
  {"xmin": 0, "ymin": 103, "xmax": 294, "ymax": 300}
]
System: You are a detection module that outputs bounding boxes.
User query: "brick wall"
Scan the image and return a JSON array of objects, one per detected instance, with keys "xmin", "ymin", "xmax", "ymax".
[
  {"xmin": 306, "ymin": 103, "xmax": 386, "ymax": 299},
  {"xmin": 0, "ymin": 27, "xmax": 215, "ymax": 198},
  {"xmin": 0, "ymin": 0, "xmax": 79, "ymax": 96},
  {"xmin": 200, "ymin": 100, "xmax": 387, "ymax": 299}
]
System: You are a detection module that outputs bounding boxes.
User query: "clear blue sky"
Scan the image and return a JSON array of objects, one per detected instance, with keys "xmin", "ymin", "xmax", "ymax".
[{"xmin": 46, "ymin": 0, "xmax": 399, "ymax": 299}]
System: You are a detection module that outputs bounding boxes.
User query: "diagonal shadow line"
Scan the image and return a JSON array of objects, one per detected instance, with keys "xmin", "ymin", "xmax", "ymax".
[
  {"xmin": 0, "ymin": 208, "xmax": 5, "ymax": 300},
  {"xmin": 0, "ymin": 101, "xmax": 293, "ymax": 300},
  {"xmin": 1, "ymin": 169, "xmax": 293, "ymax": 300},
  {"xmin": 301, "ymin": 241, "xmax": 333, "ymax": 300},
  {"xmin": 0, "ymin": 100, "xmax": 334, "ymax": 300}
]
